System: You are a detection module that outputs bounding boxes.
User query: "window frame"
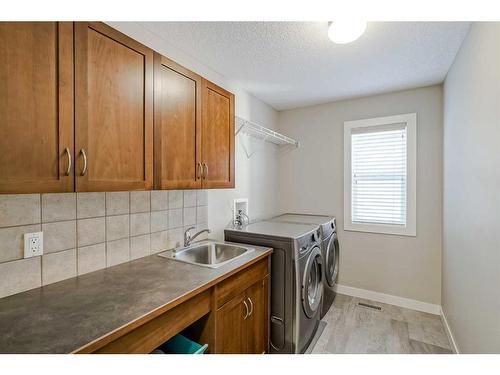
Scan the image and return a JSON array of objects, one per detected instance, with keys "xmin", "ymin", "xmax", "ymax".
[{"xmin": 343, "ymin": 113, "xmax": 417, "ymax": 236}]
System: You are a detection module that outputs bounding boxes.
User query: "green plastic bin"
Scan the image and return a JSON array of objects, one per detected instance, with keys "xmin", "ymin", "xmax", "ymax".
[{"xmin": 159, "ymin": 334, "xmax": 208, "ymax": 354}]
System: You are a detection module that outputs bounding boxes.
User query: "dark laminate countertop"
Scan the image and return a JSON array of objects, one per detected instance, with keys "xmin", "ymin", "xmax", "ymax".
[{"xmin": 0, "ymin": 242, "xmax": 272, "ymax": 353}]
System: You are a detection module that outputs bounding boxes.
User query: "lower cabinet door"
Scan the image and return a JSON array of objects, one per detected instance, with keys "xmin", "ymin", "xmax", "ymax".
[
  {"xmin": 245, "ymin": 278, "xmax": 268, "ymax": 354},
  {"xmin": 216, "ymin": 291, "xmax": 247, "ymax": 353}
]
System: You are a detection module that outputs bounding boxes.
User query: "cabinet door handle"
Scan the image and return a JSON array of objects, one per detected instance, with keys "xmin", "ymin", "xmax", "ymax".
[
  {"xmin": 243, "ymin": 300, "xmax": 249, "ymax": 320},
  {"xmin": 64, "ymin": 147, "xmax": 72, "ymax": 176},
  {"xmin": 247, "ymin": 297, "xmax": 254, "ymax": 317},
  {"xmin": 80, "ymin": 149, "xmax": 88, "ymax": 176},
  {"xmin": 197, "ymin": 162, "xmax": 203, "ymax": 180},
  {"xmin": 203, "ymin": 163, "xmax": 208, "ymax": 178}
]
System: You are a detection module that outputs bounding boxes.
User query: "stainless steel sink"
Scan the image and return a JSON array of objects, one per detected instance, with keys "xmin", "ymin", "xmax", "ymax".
[{"xmin": 158, "ymin": 241, "xmax": 255, "ymax": 268}]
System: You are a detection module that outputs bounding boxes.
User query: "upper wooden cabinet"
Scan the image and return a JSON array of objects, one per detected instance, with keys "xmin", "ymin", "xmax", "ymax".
[
  {"xmin": 0, "ymin": 22, "xmax": 234, "ymax": 194},
  {"xmin": 201, "ymin": 79, "xmax": 235, "ymax": 189},
  {"xmin": 75, "ymin": 22, "xmax": 153, "ymax": 192},
  {"xmin": 0, "ymin": 22, "xmax": 74, "ymax": 194},
  {"xmin": 154, "ymin": 60, "xmax": 235, "ymax": 190},
  {"xmin": 154, "ymin": 54, "xmax": 202, "ymax": 190}
]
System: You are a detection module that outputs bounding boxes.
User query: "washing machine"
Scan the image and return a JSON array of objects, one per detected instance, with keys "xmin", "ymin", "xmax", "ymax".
[
  {"xmin": 225, "ymin": 221, "xmax": 323, "ymax": 354},
  {"xmin": 271, "ymin": 214, "xmax": 339, "ymax": 318}
]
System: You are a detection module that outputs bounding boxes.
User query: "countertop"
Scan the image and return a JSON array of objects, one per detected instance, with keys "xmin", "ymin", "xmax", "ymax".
[{"xmin": 0, "ymin": 242, "xmax": 272, "ymax": 353}]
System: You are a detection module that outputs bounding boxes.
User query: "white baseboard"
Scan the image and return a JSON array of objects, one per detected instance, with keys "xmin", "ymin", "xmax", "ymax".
[
  {"xmin": 334, "ymin": 284, "xmax": 441, "ymax": 315},
  {"xmin": 440, "ymin": 307, "xmax": 460, "ymax": 354}
]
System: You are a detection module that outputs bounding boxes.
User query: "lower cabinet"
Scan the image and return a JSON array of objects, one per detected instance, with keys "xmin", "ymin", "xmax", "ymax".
[
  {"xmin": 214, "ymin": 257, "xmax": 270, "ymax": 354},
  {"xmin": 215, "ymin": 291, "xmax": 248, "ymax": 353},
  {"xmin": 245, "ymin": 278, "xmax": 268, "ymax": 354},
  {"xmin": 215, "ymin": 276, "xmax": 269, "ymax": 354},
  {"xmin": 76, "ymin": 255, "xmax": 271, "ymax": 354}
]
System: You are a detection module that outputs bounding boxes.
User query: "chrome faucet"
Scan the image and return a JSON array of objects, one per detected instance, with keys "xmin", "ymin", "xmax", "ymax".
[{"xmin": 184, "ymin": 226, "xmax": 211, "ymax": 247}]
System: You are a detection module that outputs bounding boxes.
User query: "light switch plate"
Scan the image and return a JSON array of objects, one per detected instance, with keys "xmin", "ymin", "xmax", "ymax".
[{"xmin": 24, "ymin": 231, "xmax": 43, "ymax": 258}]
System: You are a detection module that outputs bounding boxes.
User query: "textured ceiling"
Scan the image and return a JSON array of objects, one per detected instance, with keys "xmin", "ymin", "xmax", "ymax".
[{"xmin": 140, "ymin": 22, "xmax": 470, "ymax": 110}]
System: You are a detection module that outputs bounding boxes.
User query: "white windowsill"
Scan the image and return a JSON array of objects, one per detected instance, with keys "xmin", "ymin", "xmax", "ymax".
[{"xmin": 344, "ymin": 222, "xmax": 416, "ymax": 237}]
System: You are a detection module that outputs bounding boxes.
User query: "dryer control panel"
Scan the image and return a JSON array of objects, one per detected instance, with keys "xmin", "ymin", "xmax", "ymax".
[{"xmin": 297, "ymin": 228, "xmax": 321, "ymax": 255}]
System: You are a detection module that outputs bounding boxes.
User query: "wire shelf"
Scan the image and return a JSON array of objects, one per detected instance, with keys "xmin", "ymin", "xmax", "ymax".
[{"xmin": 235, "ymin": 116, "xmax": 300, "ymax": 147}]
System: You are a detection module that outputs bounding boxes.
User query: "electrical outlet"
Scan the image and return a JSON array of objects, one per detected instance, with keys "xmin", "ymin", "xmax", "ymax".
[{"xmin": 24, "ymin": 232, "xmax": 43, "ymax": 258}]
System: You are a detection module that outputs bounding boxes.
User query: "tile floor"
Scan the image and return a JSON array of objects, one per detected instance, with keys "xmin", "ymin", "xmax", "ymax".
[{"xmin": 312, "ymin": 294, "xmax": 452, "ymax": 354}]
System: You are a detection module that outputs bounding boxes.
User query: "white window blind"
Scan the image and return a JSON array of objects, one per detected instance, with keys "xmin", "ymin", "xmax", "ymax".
[{"xmin": 351, "ymin": 124, "xmax": 407, "ymax": 226}]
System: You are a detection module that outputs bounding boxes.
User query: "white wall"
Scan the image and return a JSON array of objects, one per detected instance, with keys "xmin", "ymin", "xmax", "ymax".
[
  {"xmin": 442, "ymin": 23, "xmax": 500, "ymax": 353},
  {"xmin": 108, "ymin": 22, "xmax": 280, "ymax": 239},
  {"xmin": 277, "ymin": 85, "xmax": 443, "ymax": 305}
]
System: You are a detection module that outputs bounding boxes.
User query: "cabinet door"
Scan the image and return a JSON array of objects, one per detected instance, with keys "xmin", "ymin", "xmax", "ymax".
[
  {"xmin": 154, "ymin": 54, "xmax": 201, "ymax": 189},
  {"xmin": 201, "ymin": 79, "xmax": 235, "ymax": 189},
  {"xmin": 75, "ymin": 22, "xmax": 153, "ymax": 192},
  {"xmin": 0, "ymin": 22, "xmax": 74, "ymax": 194},
  {"xmin": 245, "ymin": 277, "xmax": 269, "ymax": 354},
  {"xmin": 215, "ymin": 292, "xmax": 247, "ymax": 353}
]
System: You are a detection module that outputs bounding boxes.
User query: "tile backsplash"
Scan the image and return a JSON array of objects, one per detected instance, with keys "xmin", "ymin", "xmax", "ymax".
[{"xmin": 0, "ymin": 190, "xmax": 209, "ymax": 299}]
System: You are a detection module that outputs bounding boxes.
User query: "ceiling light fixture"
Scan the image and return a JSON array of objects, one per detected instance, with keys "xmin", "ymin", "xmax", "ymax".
[{"xmin": 328, "ymin": 21, "xmax": 367, "ymax": 44}]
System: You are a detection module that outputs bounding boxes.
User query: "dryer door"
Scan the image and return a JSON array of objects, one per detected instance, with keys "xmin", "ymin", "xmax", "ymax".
[
  {"xmin": 325, "ymin": 233, "xmax": 340, "ymax": 288},
  {"xmin": 301, "ymin": 246, "xmax": 324, "ymax": 318}
]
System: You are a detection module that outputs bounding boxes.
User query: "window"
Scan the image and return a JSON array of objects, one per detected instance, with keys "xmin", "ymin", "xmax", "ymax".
[{"xmin": 344, "ymin": 113, "xmax": 416, "ymax": 236}]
